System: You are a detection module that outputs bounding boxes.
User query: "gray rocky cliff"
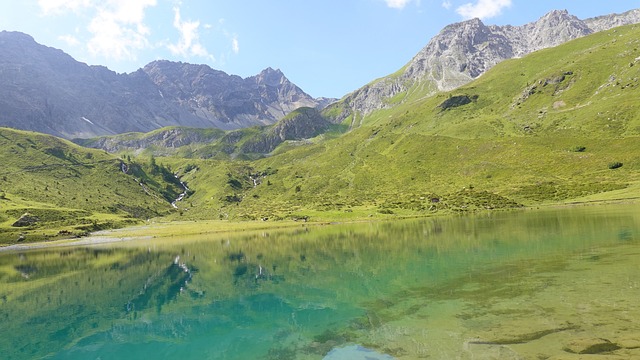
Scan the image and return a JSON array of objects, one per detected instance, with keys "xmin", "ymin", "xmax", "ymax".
[
  {"xmin": 143, "ymin": 63, "xmax": 325, "ymax": 130},
  {"xmin": 336, "ymin": 8, "xmax": 640, "ymax": 123},
  {"xmin": 0, "ymin": 32, "xmax": 334, "ymax": 139},
  {"xmin": 585, "ymin": 8, "xmax": 640, "ymax": 32}
]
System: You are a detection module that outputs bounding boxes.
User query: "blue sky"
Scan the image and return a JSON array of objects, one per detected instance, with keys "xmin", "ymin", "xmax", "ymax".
[{"xmin": 1, "ymin": 1, "xmax": 639, "ymax": 98}]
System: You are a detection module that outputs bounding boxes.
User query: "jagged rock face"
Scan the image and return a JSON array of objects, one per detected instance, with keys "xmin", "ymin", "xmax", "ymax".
[
  {"xmin": 0, "ymin": 31, "xmax": 333, "ymax": 139},
  {"xmin": 585, "ymin": 8, "xmax": 640, "ymax": 32},
  {"xmin": 143, "ymin": 62, "xmax": 322, "ymax": 128},
  {"xmin": 403, "ymin": 18, "xmax": 513, "ymax": 90},
  {"xmin": 514, "ymin": 10, "xmax": 592, "ymax": 55},
  {"xmin": 0, "ymin": 32, "xmax": 210, "ymax": 139},
  {"xmin": 339, "ymin": 9, "xmax": 640, "ymax": 121}
]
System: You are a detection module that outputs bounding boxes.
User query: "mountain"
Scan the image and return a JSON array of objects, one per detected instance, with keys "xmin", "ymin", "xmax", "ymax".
[
  {"xmin": 142, "ymin": 62, "xmax": 329, "ymax": 128},
  {"xmin": 332, "ymin": 8, "xmax": 640, "ymax": 123},
  {"xmin": 166, "ymin": 22, "xmax": 640, "ymax": 222},
  {"xmin": 3, "ymin": 16, "xmax": 640, "ymax": 239},
  {"xmin": 0, "ymin": 31, "xmax": 332, "ymax": 139}
]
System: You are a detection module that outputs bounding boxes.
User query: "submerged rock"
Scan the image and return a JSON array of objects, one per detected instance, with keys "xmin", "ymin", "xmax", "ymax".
[
  {"xmin": 616, "ymin": 334, "xmax": 640, "ymax": 349},
  {"xmin": 323, "ymin": 345, "xmax": 394, "ymax": 360},
  {"xmin": 563, "ymin": 338, "xmax": 620, "ymax": 354}
]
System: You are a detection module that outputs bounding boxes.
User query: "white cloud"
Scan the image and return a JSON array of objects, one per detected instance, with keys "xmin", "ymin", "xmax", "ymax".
[
  {"xmin": 38, "ymin": 0, "xmax": 93, "ymax": 15},
  {"xmin": 167, "ymin": 6, "xmax": 215, "ymax": 61},
  {"xmin": 442, "ymin": 0, "xmax": 452, "ymax": 10},
  {"xmin": 231, "ymin": 35, "xmax": 239, "ymax": 54},
  {"xmin": 87, "ymin": 1, "xmax": 156, "ymax": 60},
  {"xmin": 385, "ymin": 0, "xmax": 412, "ymax": 9},
  {"xmin": 58, "ymin": 34, "xmax": 81, "ymax": 47},
  {"xmin": 456, "ymin": 0, "xmax": 511, "ymax": 20},
  {"xmin": 38, "ymin": 0, "xmax": 157, "ymax": 61}
]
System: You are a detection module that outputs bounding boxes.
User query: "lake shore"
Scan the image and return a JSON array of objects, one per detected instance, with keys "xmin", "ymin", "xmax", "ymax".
[
  {"xmin": 0, "ymin": 218, "xmax": 332, "ymax": 252},
  {"xmin": 2, "ymin": 195, "xmax": 638, "ymax": 253}
]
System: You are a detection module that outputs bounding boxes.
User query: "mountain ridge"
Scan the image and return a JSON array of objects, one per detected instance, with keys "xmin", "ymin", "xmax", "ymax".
[
  {"xmin": 0, "ymin": 31, "xmax": 332, "ymax": 139},
  {"xmin": 333, "ymin": 8, "xmax": 640, "ymax": 123},
  {"xmin": 74, "ymin": 107, "xmax": 332, "ymax": 159}
]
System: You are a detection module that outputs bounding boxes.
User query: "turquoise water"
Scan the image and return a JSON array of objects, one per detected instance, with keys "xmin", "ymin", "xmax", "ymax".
[{"xmin": 1, "ymin": 204, "xmax": 639, "ymax": 359}]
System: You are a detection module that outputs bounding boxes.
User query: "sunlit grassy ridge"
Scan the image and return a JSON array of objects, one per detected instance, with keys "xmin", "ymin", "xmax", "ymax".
[
  {"xmin": 0, "ymin": 128, "xmax": 181, "ymax": 243},
  {"xmin": 165, "ymin": 24, "xmax": 640, "ymax": 221},
  {"xmin": 75, "ymin": 107, "xmax": 339, "ymax": 160}
]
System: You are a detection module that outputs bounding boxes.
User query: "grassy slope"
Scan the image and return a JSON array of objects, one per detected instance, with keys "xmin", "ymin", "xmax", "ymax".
[
  {"xmin": 165, "ymin": 24, "xmax": 640, "ymax": 221},
  {"xmin": 76, "ymin": 107, "xmax": 338, "ymax": 160},
  {"xmin": 0, "ymin": 128, "xmax": 180, "ymax": 243},
  {"xmin": 75, "ymin": 126, "xmax": 227, "ymax": 158}
]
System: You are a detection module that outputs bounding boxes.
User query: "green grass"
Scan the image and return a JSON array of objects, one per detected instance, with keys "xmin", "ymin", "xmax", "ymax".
[
  {"xmin": 0, "ymin": 128, "xmax": 182, "ymax": 244},
  {"xmin": 78, "ymin": 107, "xmax": 332, "ymax": 160},
  {"xmin": 158, "ymin": 25, "xmax": 640, "ymax": 222},
  {"xmin": 163, "ymin": 130, "xmax": 639, "ymax": 221}
]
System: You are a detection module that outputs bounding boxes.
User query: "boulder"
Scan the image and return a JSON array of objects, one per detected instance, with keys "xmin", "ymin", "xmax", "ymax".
[
  {"xmin": 564, "ymin": 338, "xmax": 620, "ymax": 354},
  {"xmin": 437, "ymin": 94, "xmax": 478, "ymax": 111},
  {"xmin": 12, "ymin": 213, "xmax": 40, "ymax": 227}
]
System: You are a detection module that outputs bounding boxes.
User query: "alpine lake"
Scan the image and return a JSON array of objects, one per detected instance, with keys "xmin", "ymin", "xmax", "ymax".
[{"xmin": 1, "ymin": 203, "xmax": 639, "ymax": 359}]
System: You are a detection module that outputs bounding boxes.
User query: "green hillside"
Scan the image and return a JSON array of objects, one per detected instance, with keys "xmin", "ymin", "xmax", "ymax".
[
  {"xmin": 3, "ymin": 24, "xmax": 640, "ymax": 242},
  {"xmin": 0, "ymin": 128, "xmax": 182, "ymax": 243},
  {"xmin": 163, "ymin": 24, "xmax": 640, "ymax": 221},
  {"xmin": 75, "ymin": 107, "xmax": 338, "ymax": 160}
]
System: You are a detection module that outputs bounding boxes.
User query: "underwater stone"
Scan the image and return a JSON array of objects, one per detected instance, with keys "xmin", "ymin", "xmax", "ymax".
[
  {"xmin": 323, "ymin": 345, "xmax": 394, "ymax": 360},
  {"xmin": 563, "ymin": 338, "xmax": 621, "ymax": 354}
]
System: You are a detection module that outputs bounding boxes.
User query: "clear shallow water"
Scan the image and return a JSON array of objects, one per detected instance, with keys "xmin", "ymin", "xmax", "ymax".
[{"xmin": 1, "ymin": 204, "xmax": 640, "ymax": 359}]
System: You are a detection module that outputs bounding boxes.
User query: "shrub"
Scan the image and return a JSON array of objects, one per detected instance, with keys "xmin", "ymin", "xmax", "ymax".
[
  {"xmin": 227, "ymin": 178, "xmax": 243, "ymax": 190},
  {"xmin": 608, "ymin": 162, "xmax": 623, "ymax": 169},
  {"xmin": 570, "ymin": 145, "xmax": 586, "ymax": 152},
  {"xmin": 184, "ymin": 164, "xmax": 199, "ymax": 173}
]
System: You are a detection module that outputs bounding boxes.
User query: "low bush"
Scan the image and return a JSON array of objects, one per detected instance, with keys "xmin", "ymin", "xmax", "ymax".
[{"xmin": 608, "ymin": 162, "xmax": 623, "ymax": 169}]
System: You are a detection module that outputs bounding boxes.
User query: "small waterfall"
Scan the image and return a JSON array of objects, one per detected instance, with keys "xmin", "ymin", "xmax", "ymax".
[{"xmin": 171, "ymin": 175, "xmax": 189, "ymax": 209}]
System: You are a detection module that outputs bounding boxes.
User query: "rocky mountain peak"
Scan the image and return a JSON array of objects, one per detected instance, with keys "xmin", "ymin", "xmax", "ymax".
[
  {"xmin": 585, "ymin": 8, "xmax": 640, "ymax": 32},
  {"xmin": 0, "ymin": 30, "xmax": 35, "ymax": 44},
  {"xmin": 524, "ymin": 9, "xmax": 591, "ymax": 52},
  {"xmin": 336, "ymin": 8, "xmax": 640, "ymax": 123},
  {"xmin": 440, "ymin": 17, "xmax": 495, "ymax": 49},
  {"xmin": 250, "ymin": 67, "xmax": 288, "ymax": 87},
  {"xmin": 441, "ymin": 17, "xmax": 486, "ymax": 33},
  {"xmin": 540, "ymin": 9, "xmax": 570, "ymax": 20}
]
